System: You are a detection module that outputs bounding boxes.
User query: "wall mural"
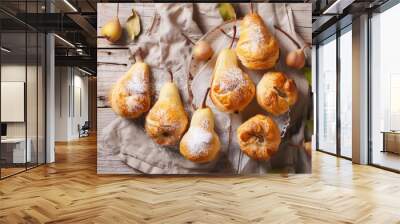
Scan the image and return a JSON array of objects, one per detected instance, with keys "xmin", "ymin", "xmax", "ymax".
[{"xmin": 97, "ymin": 3, "xmax": 312, "ymax": 174}]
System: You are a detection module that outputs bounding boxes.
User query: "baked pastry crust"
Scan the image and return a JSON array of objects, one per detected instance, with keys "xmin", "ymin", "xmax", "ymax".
[
  {"xmin": 145, "ymin": 83, "xmax": 189, "ymax": 146},
  {"xmin": 237, "ymin": 114, "xmax": 281, "ymax": 161},
  {"xmin": 180, "ymin": 108, "xmax": 221, "ymax": 163},
  {"xmin": 210, "ymin": 49, "xmax": 255, "ymax": 113},
  {"xmin": 110, "ymin": 62, "xmax": 151, "ymax": 119},
  {"xmin": 180, "ymin": 135, "xmax": 220, "ymax": 163},
  {"xmin": 236, "ymin": 13, "xmax": 280, "ymax": 70},
  {"xmin": 256, "ymin": 72, "xmax": 298, "ymax": 116}
]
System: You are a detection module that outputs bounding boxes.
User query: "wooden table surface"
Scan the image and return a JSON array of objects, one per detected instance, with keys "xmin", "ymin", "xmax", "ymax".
[{"xmin": 97, "ymin": 3, "xmax": 312, "ymax": 174}]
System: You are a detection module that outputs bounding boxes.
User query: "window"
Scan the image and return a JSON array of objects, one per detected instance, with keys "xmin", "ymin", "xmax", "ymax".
[
  {"xmin": 370, "ymin": 2, "xmax": 400, "ymax": 171},
  {"xmin": 317, "ymin": 36, "xmax": 337, "ymax": 154},
  {"xmin": 0, "ymin": 1, "xmax": 47, "ymax": 179},
  {"xmin": 339, "ymin": 27, "xmax": 352, "ymax": 158},
  {"xmin": 317, "ymin": 25, "xmax": 353, "ymax": 159}
]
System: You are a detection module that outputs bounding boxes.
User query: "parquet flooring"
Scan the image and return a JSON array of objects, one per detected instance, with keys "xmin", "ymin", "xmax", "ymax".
[{"xmin": 1, "ymin": 135, "xmax": 400, "ymax": 223}]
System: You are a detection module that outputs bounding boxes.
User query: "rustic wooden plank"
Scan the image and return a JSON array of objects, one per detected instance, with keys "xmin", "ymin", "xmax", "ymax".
[
  {"xmin": 97, "ymin": 3, "xmax": 156, "ymax": 48},
  {"xmin": 97, "ymin": 48, "xmax": 132, "ymax": 68},
  {"xmin": 296, "ymin": 29, "xmax": 312, "ymax": 43},
  {"xmin": 97, "ymin": 107, "xmax": 138, "ymax": 174},
  {"xmin": 97, "ymin": 3, "xmax": 311, "ymax": 47},
  {"xmin": 290, "ymin": 4, "xmax": 312, "ymax": 43},
  {"xmin": 288, "ymin": 3, "xmax": 312, "ymax": 11},
  {"xmin": 293, "ymin": 10, "xmax": 312, "ymax": 28},
  {"xmin": 97, "ymin": 108, "xmax": 116, "ymax": 137},
  {"xmin": 97, "ymin": 49, "xmax": 132, "ymax": 107}
]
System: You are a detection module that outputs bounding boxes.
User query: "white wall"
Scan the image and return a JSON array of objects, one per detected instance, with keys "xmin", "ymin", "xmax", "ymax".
[
  {"xmin": 1, "ymin": 63, "xmax": 46, "ymax": 164},
  {"xmin": 1, "ymin": 65, "xmax": 26, "ymax": 140},
  {"xmin": 1, "ymin": 65, "xmax": 39, "ymax": 137},
  {"xmin": 55, "ymin": 66, "xmax": 69, "ymax": 141},
  {"xmin": 54, "ymin": 67, "xmax": 89, "ymax": 141},
  {"xmin": 72, "ymin": 73, "xmax": 89, "ymax": 138}
]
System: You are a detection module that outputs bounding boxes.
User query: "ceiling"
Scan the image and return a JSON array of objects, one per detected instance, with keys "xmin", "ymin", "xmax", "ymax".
[
  {"xmin": 0, "ymin": 0, "xmax": 98, "ymax": 74},
  {"xmin": 311, "ymin": 0, "xmax": 390, "ymax": 43}
]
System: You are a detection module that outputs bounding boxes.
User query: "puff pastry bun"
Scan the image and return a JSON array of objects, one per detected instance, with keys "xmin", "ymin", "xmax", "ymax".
[
  {"xmin": 236, "ymin": 13, "xmax": 280, "ymax": 70},
  {"xmin": 110, "ymin": 62, "xmax": 151, "ymax": 119},
  {"xmin": 145, "ymin": 83, "xmax": 189, "ymax": 146},
  {"xmin": 210, "ymin": 48, "xmax": 255, "ymax": 113},
  {"xmin": 257, "ymin": 72, "xmax": 298, "ymax": 116},
  {"xmin": 180, "ymin": 108, "xmax": 220, "ymax": 163},
  {"xmin": 237, "ymin": 114, "xmax": 281, "ymax": 161}
]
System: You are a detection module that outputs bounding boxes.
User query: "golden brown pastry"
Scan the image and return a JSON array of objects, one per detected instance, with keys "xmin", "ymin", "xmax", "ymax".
[
  {"xmin": 180, "ymin": 107, "xmax": 220, "ymax": 163},
  {"xmin": 110, "ymin": 61, "xmax": 151, "ymax": 119},
  {"xmin": 236, "ymin": 13, "xmax": 279, "ymax": 70},
  {"xmin": 210, "ymin": 48, "xmax": 255, "ymax": 113},
  {"xmin": 237, "ymin": 114, "xmax": 281, "ymax": 161},
  {"xmin": 145, "ymin": 81, "xmax": 188, "ymax": 146},
  {"xmin": 256, "ymin": 72, "xmax": 298, "ymax": 116}
]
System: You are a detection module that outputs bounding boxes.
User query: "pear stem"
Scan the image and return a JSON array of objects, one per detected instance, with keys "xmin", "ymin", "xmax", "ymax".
[
  {"xmin": 168, "ymin": 70, "xmax": 173, "ymax": 82},
  {"xmin": 220, "ymin": 29, "xmax": 239, "ymax": 40},
  {"xmin": 135, "ymin": 48, "xmax": 143, "ymax": 62},
  {"xmin": 229, "ymin": 25, "xmax": 237, "ymax": 49},
  {"xmin": 146, "ymin": 12, "xmax": 159, "ymax": 35},
  {"xmin": 187, "ymin": 72, "xmax": 195, "ymax": 111},
  {"xmin": 249, "ymin": 2, "xmax": 254, "ymax": 14},
  {"xmin": 116, "ymin": 3, "xmax": 119, "ymax": 18},
  {"xmin": 201, "ymin": 88, "xmax": 210, "ymax": 109},
  {"xmin": 274, "ymin": 25, "xmax": 301, "ymax": 49},
  {"xmin": 181, "ymin": 32, "xmax": 195, "ymax": 45}
]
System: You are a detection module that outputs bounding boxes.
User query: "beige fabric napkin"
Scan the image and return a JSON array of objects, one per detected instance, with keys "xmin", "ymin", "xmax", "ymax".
[{"xmin": 101, "ymin": 3, "xmax": 311, "ymax": 174}]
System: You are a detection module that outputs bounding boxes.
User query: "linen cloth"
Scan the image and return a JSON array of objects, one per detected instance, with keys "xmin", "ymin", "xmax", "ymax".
[{"xmin": 101, "ymin": 3, "xmax": 311, "ymax": 174}]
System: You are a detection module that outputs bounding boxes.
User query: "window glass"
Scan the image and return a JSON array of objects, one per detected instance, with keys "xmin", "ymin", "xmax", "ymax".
[
  {"xmin": 339, "ymin": 28, "xmax": 352, "ymax": 158},
  {"xmin": 317, "ymin": 36, "xmax": 337, "ymax": 154},
  {"xmin": 371, "ymin": 3, "xmax": 400, "ymax": 171},
  {"xmin": 1, "ymin": 32, "xmax": 27, "ymax": 178}
]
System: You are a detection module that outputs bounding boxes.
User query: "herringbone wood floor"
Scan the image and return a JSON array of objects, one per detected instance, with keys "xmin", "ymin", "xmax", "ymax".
[{"xmin": 0, "ymin": 135, "xmax": 399, "ymax": 224}]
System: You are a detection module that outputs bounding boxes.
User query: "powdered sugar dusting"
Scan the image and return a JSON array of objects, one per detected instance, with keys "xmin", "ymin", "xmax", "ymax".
[
  {"xmin": 124, "ymin": 69, "xmax": 149, "ymax": 113},
  {"xmin": 153, "ymin": 108, "xmax": 180, "ymax": 130},
  {"xmin": 126, "ymin": 69, "xmax": 148, "ymax": 94},
  {"xmin": 246, "ymin": 24, "xmax": 265, "ymax": 52},
  {"xmin": 219, "ymin": 68, "xmax": 246, "ymax": 92},
  {"xmin": 125, "ymin": 95, "xmax": 145, "ymax": 113},
  {"xmin": 185, "ymin": 127, "xmax": 213, "ymax": 156},
  {"xmin": 155, "ymin": 108, "xmax": 167, "ymax": 119},
  {"xmin": 200, "ymin": 119, "xmax": 210, "ymax": 129}
]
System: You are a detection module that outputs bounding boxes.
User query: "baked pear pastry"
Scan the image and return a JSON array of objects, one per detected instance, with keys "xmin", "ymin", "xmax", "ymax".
[
  {"xmin": 145, "ymin": 81, "xmax": 189, "ymax": 146},
  {"xmin": 237, "ymin": 114, "xmax": 281, "ymax": 161},
  {"xmin": 210, "ymin": 48, "xmax": 255, "ymax": 113},
  {"xmin": 236, "ymin": 13, "xmax": 279, "ymax": 70},
  {"xmin": 180, "ymin": 107, "xmax": 220, "ymax": 163},
  {"xmin": 257, "ymin": 72, "xmax": 298, "ymax": 116},
  {"xmin": 110, "ymin": 61, "xmax": 151, "ymax": 119}
]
